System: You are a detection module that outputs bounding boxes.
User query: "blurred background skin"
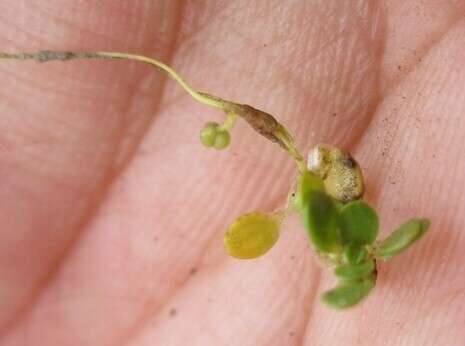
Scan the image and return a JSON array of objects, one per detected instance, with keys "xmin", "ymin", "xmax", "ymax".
[{"xmin": 0, "ymin": 1, "xmax": 464, "ymax": 345}]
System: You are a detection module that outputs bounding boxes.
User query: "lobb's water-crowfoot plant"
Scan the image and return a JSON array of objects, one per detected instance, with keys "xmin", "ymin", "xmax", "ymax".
[{"xmin": 0, "ymin": 50, "xmax": 430, "ymax": 309}]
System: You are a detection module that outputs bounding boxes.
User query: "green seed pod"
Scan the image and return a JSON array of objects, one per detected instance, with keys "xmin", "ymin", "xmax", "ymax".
[
  {"xmin": 376, "ymin": 219, "xmax": 430, "ymax": 260},
  {"xmin": 322, "ymin": 277, "xmax": 375, "ymax": 309},
  {"xmin": 224, "ymin": 212, "xmax": 281, "ymax": 259},
  {"xmin": 200, "ymin": 122, "xmax": 219, "ymax": 147},
  {"xmin": 307, "ymin": 144, "xmax": 364, "ymax": 203},
  {"xmin": 343, "ymin": 243, "xmax": 367, "ymax": 265},
  {"xmin": 334, "ymin": 260, "xmax": 375, "ymax": 280},
  {"xmin": 214, "ymin": 129, "xmax": 230, "ymax": 150}
]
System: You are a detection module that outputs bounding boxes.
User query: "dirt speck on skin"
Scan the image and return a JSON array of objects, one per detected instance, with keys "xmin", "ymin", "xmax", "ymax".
[
  {"xmin": 290, "ymin": 255, "xmax": 296, "ymax": 260},
  {"xmin": 169, "ymin": 308, "xmax": 177, "ymax": 317},
  {"xmin": 289, "ymin": 332, "xmax": 295, "ymax": 337},
  {"xmin": 190, "ymin": 267, "xmax": 197, "ymax": 275}
]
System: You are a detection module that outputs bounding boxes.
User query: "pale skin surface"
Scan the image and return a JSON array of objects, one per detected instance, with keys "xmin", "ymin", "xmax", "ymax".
[{"xmin": 0, "ymin": 1, "xmax": 464, "ymax": 345}]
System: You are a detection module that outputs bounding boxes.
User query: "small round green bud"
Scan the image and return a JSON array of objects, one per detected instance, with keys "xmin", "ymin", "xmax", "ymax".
[
  {"xmin": 200, "ymin": 122, "xmax": 218, "ymax": 147},
  {"xmin": 213, "ymin": 130, "xmax": 230, "ymax": 150}
]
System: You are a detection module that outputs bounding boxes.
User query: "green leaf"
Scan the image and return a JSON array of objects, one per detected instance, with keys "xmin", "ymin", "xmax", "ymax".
[
  {"xmin": 322, "ymin": 277, "xmax": 375, "ymax": 309},
  {"xmin": 224, "ymin": 212, "xmax": 281, "ymax": 259},
  {"xmin": 301, "ymin": 190, "xmax": 341, "ymax": 254},
  {"xmin": 293, "ymin": 171, "xmax": 324, "ymax": 212},
  {"xmin": 334, "ymin": 260, "xmax": 375, "ymax": 280},
  {"xmin": 339, "ymin": 201, "xmax": 379, "ymax": 245},
  {"xmin": 343, "ymin": 243, "xmax": 367, "ymax": 265},
  {"xmin": 376, "ymin": 218, "xmax": 430, "ymax": 260}
]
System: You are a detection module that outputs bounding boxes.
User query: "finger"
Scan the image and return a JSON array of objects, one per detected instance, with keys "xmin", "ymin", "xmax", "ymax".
[
  {"xmin": 306, "ymin": 17, "xmax": 465, "ymax": 346},
  {"xmin": 86, "ymin": 1, "xmax": 383, "ymax": 345},
  {"xmin": 6, "ymin": 1, "xmax": 383, "ymax": 345},
  {"xmin": 379, "ymin": 0, "xmax": 465, "ymax": 90},
  {"xmin": 0, "ymin": 0, "xmax": 179, "ymax": 335}
]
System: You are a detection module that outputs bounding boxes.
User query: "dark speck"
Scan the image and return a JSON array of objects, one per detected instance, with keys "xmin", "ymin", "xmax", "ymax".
[
  {"xmin": 342, "ymin": 155, "xmax": 356, "ymax": 168},
  {"xmin": 190, "ymin": 267, "xmax": 197, "ymax": 275},
  {"xmin": 169, "ymin": 308, "xmax": 177, "ymax": 317}
]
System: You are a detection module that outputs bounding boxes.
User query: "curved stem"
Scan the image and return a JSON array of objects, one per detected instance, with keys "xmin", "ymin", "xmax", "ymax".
[
  {"xmin": 96, "ymin": 52, "xmax": 227, "ymax": 110},
  {"xmin": 0, "ymin": 50, "xmax": 226, "ymax": 110},
  {"xmin": 0, "ymin": 50, "xmax": 305, "ymax": 171}
]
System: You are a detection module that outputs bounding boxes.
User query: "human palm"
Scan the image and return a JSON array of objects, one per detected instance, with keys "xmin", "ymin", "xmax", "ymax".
[{"xmin": 0, "ymin": 1, "xmax": 464, "ymax": 345}]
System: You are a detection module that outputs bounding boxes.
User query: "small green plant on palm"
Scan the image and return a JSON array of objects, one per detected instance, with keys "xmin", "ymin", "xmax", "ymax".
[{"xmin": 0, "ymin": 50, "xmax": 430, "ymax": 309}]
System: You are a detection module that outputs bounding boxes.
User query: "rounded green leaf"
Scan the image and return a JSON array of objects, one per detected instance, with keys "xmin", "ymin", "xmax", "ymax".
[
  {"xmin": 343, "ymin": 243, "xmax": 367, "ymax": 265},
  {"xmin": 224, "ymin": 212, "xmax": 280, "ymax": 259},
  {"xmin": 293, "ymin": 171, "xmax": 324, "ymax": 212},
  {"xmin": 334, "ymin": 260, "xmax": 375, "ymax": 280},
  {"xmin": 339, "ymin": 201, "xmax": 379, "ymax": 245},
  {"xmin": 301, "ymin": 190, "xmax": 341, "ymax": 254},
  {"xmin": 322, "ymin": 277, "xmax": 375, "ymax": 309},
  {"xmin": 376, "ymin": 218, "xmax": 430, "ymax": 260}
]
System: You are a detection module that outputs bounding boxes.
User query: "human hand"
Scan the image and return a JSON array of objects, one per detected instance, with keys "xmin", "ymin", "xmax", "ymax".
[{"xmin": 0, "ymin": 1, "xmax": 464, "ymax": 345}]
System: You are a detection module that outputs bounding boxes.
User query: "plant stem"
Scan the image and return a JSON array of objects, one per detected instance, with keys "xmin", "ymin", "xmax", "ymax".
[
  {"xmin": 218, "ymin": 111, "xmax": 237, "ymax": 131},
  {"xmin": 0, "ymin": 50, "xmax": 305, "ymax": 172}
]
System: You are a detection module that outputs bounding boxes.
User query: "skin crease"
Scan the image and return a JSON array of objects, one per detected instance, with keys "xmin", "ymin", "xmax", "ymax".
[{"xmin": 0, "ymin": 0, "xmax": 464, "ymax": 345}]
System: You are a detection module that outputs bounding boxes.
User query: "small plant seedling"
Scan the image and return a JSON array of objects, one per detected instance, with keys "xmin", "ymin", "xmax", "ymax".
[{"xmin": 0, "ymin": 50, "xmax": 430, "ymax": 309}]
